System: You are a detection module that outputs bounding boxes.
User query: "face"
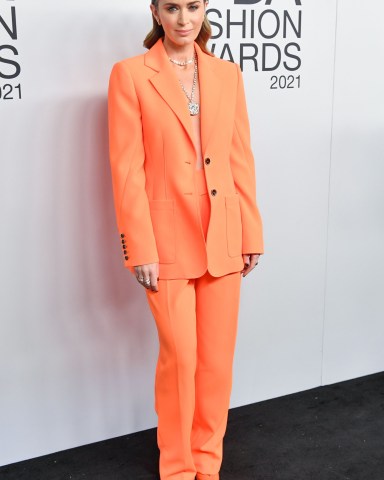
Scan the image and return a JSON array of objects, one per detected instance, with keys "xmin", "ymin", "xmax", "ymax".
[{"xmin": 151, "ymin": 0, "xmax": 209, "ymax": 47}]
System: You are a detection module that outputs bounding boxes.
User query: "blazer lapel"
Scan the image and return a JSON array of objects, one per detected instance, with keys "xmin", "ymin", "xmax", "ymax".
[{"xmin": 145, "ymin": 37, "xmax": 222, "ymax": 155}]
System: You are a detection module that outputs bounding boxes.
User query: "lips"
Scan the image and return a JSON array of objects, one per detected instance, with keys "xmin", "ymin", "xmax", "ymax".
[{"xmin": 175, "ymin": 29, "xmax": 192, "ymax": 35}]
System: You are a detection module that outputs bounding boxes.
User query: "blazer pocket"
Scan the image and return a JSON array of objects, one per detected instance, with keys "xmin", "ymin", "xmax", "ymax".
[
  {"xmin": 225, "ymin": 194, "xmax": 242, "ymax": 258},
  {"xmin": 149, "ymin": 199, "xmax": 176, "ymax": 264}
]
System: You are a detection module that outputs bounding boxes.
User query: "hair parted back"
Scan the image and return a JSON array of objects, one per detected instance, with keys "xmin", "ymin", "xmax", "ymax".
[{"xmin": 143, "ymin": 0, "xmax": 214, "ymax": 56}]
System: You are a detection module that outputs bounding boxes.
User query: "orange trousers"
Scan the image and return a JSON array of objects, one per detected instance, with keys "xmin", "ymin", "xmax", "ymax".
[{"xmin": 146, "ymin": 168, "xmax": 242, "ymax": 480}]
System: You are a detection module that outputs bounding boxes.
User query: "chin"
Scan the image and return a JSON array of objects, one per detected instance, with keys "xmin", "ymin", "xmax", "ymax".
[
  {"xmin": 176, "ymin": 38, "xmax": 196, "ymax": 46},
  {"xmin": 168, "ymin": 39, "xmax": 193, "ymax": 49}
]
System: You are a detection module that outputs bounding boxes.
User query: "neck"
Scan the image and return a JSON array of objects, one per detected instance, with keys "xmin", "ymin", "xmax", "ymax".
[{"xmin": 162, "ymin": 36, "xmax": 195, "ymax": 62}]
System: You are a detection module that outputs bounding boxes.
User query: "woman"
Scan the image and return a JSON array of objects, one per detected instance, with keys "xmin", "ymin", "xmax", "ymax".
[{"xmin": 108, "ymin": 1, "xmax": 264, "ymax": 479}]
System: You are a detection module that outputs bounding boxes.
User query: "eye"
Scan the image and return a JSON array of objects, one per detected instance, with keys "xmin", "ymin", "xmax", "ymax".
[{"xmin": 166, "ymin": 3, "xmax": 199, "ymax": 12}]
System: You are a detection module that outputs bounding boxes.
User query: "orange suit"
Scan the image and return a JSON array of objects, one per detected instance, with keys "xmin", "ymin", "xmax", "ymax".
[
  {"xmin": 108, "ymin": 37, "xmax": 264, "ymax": 280},
  {"xmin": 108, "ymin": 37, "xmax": 264, "ymax": 480}
]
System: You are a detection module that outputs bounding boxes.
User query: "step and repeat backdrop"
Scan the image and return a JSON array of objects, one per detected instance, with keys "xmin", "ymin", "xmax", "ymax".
[{"xmin": 1, "ymin": 0, "xmax": 383, "ymax": 467}]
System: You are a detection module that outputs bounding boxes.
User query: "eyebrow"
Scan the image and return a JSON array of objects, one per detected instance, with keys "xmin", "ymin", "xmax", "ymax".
[{"xmin": 162, "ymin": 1, "xmax": 201, "ymax": 6}]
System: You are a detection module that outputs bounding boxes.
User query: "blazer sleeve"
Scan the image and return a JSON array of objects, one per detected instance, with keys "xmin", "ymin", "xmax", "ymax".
[
  {"xmin": 108, "ymin": 61, "xmax": 159, "ymax": 267},
  {"xmin": 230, "ymin": 63, "xmax": 264, "ymax": 255}
]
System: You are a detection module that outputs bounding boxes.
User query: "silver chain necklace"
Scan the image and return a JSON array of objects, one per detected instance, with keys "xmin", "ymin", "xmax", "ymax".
[{"xmin": 176, "ymin": 53, "xmax": 199, "ymax": 116}]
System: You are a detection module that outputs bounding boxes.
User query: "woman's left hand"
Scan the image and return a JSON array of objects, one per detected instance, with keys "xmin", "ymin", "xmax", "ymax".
[{"xmin": 241, "ymin": 253, "xmax": 261, "ymax": 277}]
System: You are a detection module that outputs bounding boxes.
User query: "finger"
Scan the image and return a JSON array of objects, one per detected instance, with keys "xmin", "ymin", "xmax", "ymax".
[
  {"xmin": 135, "ymin": 266, "xmax": 144, "ymax": 284},
  {"xmin": 149, "ymin": 268, "xmax": 159, "ymax": 292},
  {"xmin": 241, "ymin": 254, "xmax": 250, "ymax": 273},
  {"xmin": 136, "ymin": 267, "xmax": 150, "ymax": 288},
  {"xmin": 249, "ymin": 255, "xmax": 259, "ymax": 269},
  {"xmin": 140, "ymin": 266, "xmax": 151, "ymax": 289},
  {"xmin": 242, "ymin": 260, "xmax": 251, "ymax": 276},
  {"xmin": 142, "ymin": 277, "xmax": 152, "ymax": 289},
  {"xmin": 251, "ymin": 254, "xmax": 260, "ymax": 267}
]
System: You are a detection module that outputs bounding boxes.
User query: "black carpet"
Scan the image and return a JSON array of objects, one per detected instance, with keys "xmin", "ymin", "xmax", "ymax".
[{"xmin": 1, "ymin": 372, "xmax": 383, "ymax": 480}]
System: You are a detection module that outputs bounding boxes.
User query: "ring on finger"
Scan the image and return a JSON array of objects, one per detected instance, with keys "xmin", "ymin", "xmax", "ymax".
[{"xmin": 137, "ymin": 276, "xmax": 144, "ymax": 282}]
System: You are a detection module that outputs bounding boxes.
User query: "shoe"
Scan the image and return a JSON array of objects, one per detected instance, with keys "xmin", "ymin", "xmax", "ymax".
[{"xmin": 196, "ymin": 474, "xmax": 220, "ymax": 480}]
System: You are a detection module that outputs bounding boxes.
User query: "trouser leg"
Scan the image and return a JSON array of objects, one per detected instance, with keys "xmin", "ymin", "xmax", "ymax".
[
  {"xmin": 191, "ymin": 270, "xmax": 242, "ymax": 476},
  {"xmin": 146, "ymin": 278, "xmax": 198, "ymax": 480}
]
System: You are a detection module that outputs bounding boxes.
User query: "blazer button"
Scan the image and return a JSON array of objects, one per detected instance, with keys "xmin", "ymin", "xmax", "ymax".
[
  {"xmin": 124, "ymin": 256, "xmax": 129, "ymax": 260},
  {"xmin": 211, "ymin": 189, "xmax": 217, "ymax": 196},
  {"xmin": 205, "ymin": 157, "xmax": 211, "ymax": 165}
]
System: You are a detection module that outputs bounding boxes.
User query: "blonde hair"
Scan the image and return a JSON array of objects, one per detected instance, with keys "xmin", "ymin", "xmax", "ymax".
[{"xmin": 143, "ymin": 0, "xmax": 214, "ymax": 56}]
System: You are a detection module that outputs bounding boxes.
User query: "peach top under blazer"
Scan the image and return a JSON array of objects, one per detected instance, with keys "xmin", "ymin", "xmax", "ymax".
[{"xmin": 108, "ymin": 37, "xmax": 264, "ymax": 280}]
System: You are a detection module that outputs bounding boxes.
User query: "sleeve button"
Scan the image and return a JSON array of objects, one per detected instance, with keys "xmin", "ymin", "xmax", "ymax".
[
  {"xmin": 120, "ymin": 233, "xmax": 125, "ymax": 238},
  {"xmin": 205, "ymin": 157, "xmax": 211, "ymax": 165},
  {"xmin": 124, "ymin": 256, "xmax": 129, "ymax": 260},
  {"xmin": 210, "ymin": 189, "xmax": 217, "ymax": 196}
]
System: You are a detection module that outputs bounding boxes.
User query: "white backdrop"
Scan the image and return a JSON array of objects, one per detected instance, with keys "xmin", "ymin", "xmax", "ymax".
[{"xmin": 0, "ymin": 0, "xmax": 383, "ymax": 467}]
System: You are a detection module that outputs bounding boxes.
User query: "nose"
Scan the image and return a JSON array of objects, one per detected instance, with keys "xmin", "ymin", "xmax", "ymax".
[{"xmin": 177, "ymin": 9, "xmax": 188, "ymax": 25}]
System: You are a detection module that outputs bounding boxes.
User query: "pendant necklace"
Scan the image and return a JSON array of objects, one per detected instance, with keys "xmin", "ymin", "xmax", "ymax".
[{"xmin": 170, "ymin": 52, "xmax": 199, "ymax": 116}]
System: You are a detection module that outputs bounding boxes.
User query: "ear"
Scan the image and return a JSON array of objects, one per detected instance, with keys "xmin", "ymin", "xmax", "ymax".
[{"xmin": 150, "ymin": 4, "xmax": 160, "ymax": 24}]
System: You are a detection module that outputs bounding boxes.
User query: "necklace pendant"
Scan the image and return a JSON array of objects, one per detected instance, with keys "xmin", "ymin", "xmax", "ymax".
[{"xmin": 189, "ymin": 102, "xmax": 199, "ymax": 116}]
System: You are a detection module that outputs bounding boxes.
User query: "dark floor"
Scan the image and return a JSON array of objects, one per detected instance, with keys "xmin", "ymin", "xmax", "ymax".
[{"xmin": 1, "ymin": 372, "xmax": 384, "ymax": 480}]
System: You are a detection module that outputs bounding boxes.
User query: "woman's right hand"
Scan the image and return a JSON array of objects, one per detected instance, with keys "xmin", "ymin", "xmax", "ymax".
[{"xmin": 134, "ymin": 263, "xmax": 159, "ymax": 292}]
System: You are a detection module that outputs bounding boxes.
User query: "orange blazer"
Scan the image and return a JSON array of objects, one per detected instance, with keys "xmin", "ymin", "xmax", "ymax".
[{"xmin": 108, "ymin": 37, "xmax": 264, "ymax": 280}]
